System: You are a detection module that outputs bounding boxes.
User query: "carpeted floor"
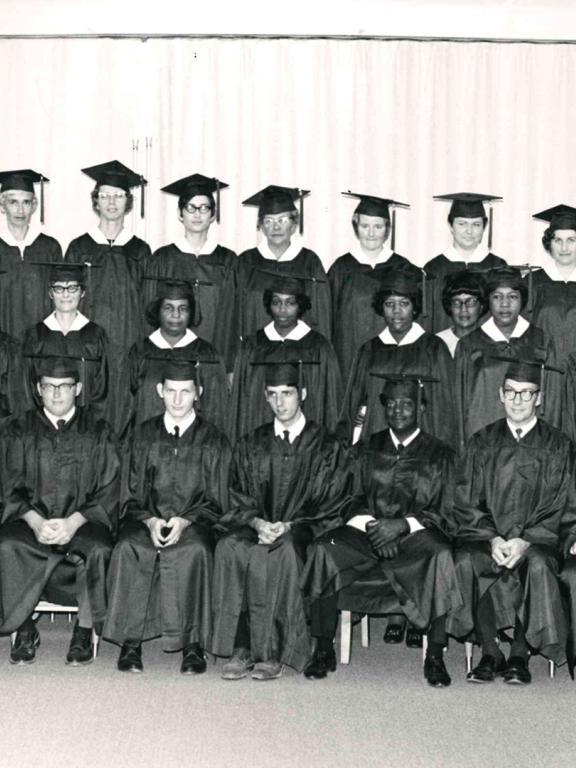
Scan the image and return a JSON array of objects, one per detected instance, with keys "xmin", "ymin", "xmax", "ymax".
[{"xmin": 0, "ymin": 616, "xmax": 573, "ymax": 768}]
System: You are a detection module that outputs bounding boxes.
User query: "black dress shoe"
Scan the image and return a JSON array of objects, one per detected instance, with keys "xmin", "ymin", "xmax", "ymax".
[
  {"xmin": 303, "ymin": 647, "xmax": 337, "ymax": 680},
  {"xmin": 181, "ymin": 643, "xmax": 207, "ymax": 675},
  {"xmin": 405, "ymin": 625, "xmax": 424, "ymax": 648},
  {"xmin": 424, "ymin": 655, "xmax": 451, "ymax": 688},
  {"xmin": 503, "ymin": 655, "xmax": 531, "ymax": 685},
  {"xmin": 66, "ymin": 622, "xmax": 94, "ymax": 666},
  {"xmin": 467, "ymin": 653, "xmax": 507, "ymax": 683},
  {"xmin": 10, "ymin": 625, "xmax": 40, "ymax": 665},
  {"xmin": 384, "ymin": 622, "xmax": 406, "ymax": 644},
  {"xmin": 117, "ymin": 643, "xmax": 143, "ymax": 673}
]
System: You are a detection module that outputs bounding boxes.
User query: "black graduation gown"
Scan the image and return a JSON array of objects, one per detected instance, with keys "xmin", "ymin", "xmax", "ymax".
[
  {"xmin": 301, "ymin": 430, "xmax": 462, "ymax": 629},
  {"xmin": 143, "ymin": 243, "xmax": 238, "ymax": 370},
  {"xmin": 528, "ymin": 270, "xmax": 576, "ymax": 368},
  {"xmin": 126, "ymin": 335, "xmax": 229, "ymax": 439},
  {"xmin": 235, "ymin": 246, "xmax": 332, "ymax": 350},
  {"xmin": 422, "ymin": 253, "xmax": 507, "ymax": 334},
  {"xmin": 104, "ymin": 415, "xmax": 231, "ymax": 650},
  {"xmin": 450, "ymin": 419, "xmax": 576, "ymax": 662},
  {"xmin": 212, "ymin": 421, "xmax": 346, "ymax": 670},
  {"xmin": 455, "ymin": 322, "xmax": 562, "ymax": 449},
  {"xmin": 0, "ymin": 407, "xmax": 120, "ymax": 633},
  {"xmin": 328, "ymin": 252, "xmax": 421, "ymax": 374},
  {"xmin": 0, "ymin": 233, "xmax": 62, "ymax": 339},
  {"xmin": 339, "ymin": 330, "xmax": 457, "ymax": 448},
  {"xmin": 22, "ymin": 320, "xmax": 109, "ymax": 420},
  {"xmin": 228, "ymin": 327, "xmax": 343, "ymax": 443},
  {"xmin": 0, "ymin": 330, "xmax": 22, "ymax": 417},
  {"xmin": 65, "ymin": 233, "xmax": 151, "ymax": 433}
]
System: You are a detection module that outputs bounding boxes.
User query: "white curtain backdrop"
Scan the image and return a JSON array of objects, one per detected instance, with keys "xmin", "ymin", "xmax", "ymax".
[{"xmin": 0, "ymin": 35, "xmax": 575, "ymax": 267}]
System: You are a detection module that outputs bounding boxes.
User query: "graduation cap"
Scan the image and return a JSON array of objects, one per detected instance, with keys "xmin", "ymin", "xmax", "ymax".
[
  {"xmin": 81, "ymin": 160, "xmax": 148, "ymax": 218},
  {"xmin": 242, "ymin": 185, "xmax": 310, "ymax": 234},
  {"xmin": 434, "ymin": 192, "xmax": 503, "ymax": 250},
  {"xmin": 374, "ymin": 265, "xmax": 425, "ymax": 316},
  {"xmin": 371, "ymin": 372, "xmax": 439, "ymax": 426},
  {"xmin": 532, "ymin": 204, "xmax": 576, "ymax": 232},
  {"xmin": 0, "ymin": 169, "xmax": 49, "ymax": 224},
  {"xmin": 161, "ymin": 173, "xmax": 229, "ymax": 224},
  {"xmin": 147, "ymin": 353, "xmax": 220, "ymax": 392},
  {"xmin": 252, "ymin": 357, "xmax": 320, "ymax": 391},
  {"xmin": 27, "ymin": 353, "xmax": 98, "ymax": 407},
  {"xmin": 342, "ymin": 191, "xmax": 410, "ymax": 252},
  {"xmin": 252, "ymin": 267, "xmax": 321, "ymax": 297},
  {"xmin": 47, "ymin": 263, "xmax": 86, "ymax": 285},
  {"xmin": 485, "ymin": 265, "xmax": 527, "ymax": 303},
  {"xmin": 491, "ymin": 354, "xmax": 563, "ymax": 416}
]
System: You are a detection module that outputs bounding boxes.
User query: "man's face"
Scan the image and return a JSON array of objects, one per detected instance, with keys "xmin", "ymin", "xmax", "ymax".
[
  {"xmin": 489, "ymin": 286, "xmax": 522, "ymax": 329},
  {"xmin": 549, "ymin": 228, "xmax": 576, "ymax": 268},
  {"xmin": 1, "ymin": 190, "xmax": 37, "ymax": 229},
  {"xmin": 449, "ymin": 216, "xmax": 485, "ymax": 251},
  {"xmin": 499, "ymin": 378, "xmax": 541, "ymax": 425},
  {"xmin": 382, "ymin": 295, "xmax": 414, "ymax": 336},
  {"xmin": 49, "ymin": 281, "xmax": 84, "ymax": 313},
  {"xmin": 180, "ymin": 194, "xmax": 214, "ymax": 236},
  {"xmin": 269, "ymin": 292, "xmax": 299, "ymax": 331},
  {"xmin": 157, "ymin": 378, "xmax": 197, "ymax": 420},
  {"xmin": 37, "ymin": 376, "xmax": 80, "ymax": 417},
  {"xmin": 159, "ymin": 298, "xmax": 191, "ymax": 337},
  {"xmin": 384, "ymin": 396, "xmax": 418, "ymax": 437},
  {"xmin": 264, "ymin": 384, "xmax": 304, "ymax": 425},
  {"xmin": 96, "ymin": 184, "xmax": 128, "ymax": 222},
  {"xmin": 261, "ymin": 212, "xmax": 297, "ymax": 250},
  {"xmin": 450, "ymin": 292, "xmax": 482, "ymax": 331},
  {"xmin": 356, "ymin": 214, "xmax": 388, "ymax": 252}
]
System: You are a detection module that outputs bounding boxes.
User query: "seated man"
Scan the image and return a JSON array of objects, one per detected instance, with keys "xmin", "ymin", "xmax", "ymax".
[
  {"xmin": 104, "ymin": 361, "xmax": 231, "ymax": 674},
  {"xmin": 212, "ymin": 361, "xmax": 346, "ymax": 681},
  {"xmin": 302, "ymin": 375, "xmax": 459, "ymax": 687},
  {"xmin": 0, "ymin": 356, "xmax": 120, "ymax": 665},
  {"xmin": 452, "ymin": 359, "xmax": 575, "ymax": 685}
]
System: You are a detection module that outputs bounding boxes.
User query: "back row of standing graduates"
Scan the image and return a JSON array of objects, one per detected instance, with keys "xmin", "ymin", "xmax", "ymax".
[{"xmin": 0, "ymin": 162, "xmax": 575, "ymax": 452}]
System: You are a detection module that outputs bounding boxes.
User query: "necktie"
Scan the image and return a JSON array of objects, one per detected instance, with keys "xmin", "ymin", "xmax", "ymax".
[
  {"xmin": 283, "ymin": 430, "xmax": 290, "ymax": 443},
  {"xmin": 515, "ymin": 428, "xmax": 522, "ymax": 443},
  {"xmin": 57, "ymin": 419, "xmax": 66, "ymax": 431},
  {"xmin": 173, "ymin": 425, "xmax": 180, "ymax": 455}
]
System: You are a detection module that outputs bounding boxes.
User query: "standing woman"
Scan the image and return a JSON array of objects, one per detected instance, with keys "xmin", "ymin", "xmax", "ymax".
[
  {"xmin": 329, "ymin": 192, "xmax": 420, "ymax": 374},
  {"xmin": 65, "ymin": 161, "xmax": 150, "ymax": 435},
  {"xmin": 436, "ymin": 271, "xmax": 488, "ymax": 358},
  {"xmin": 144, "ymin": 174, "xmax": 237, "ymax": 372},
  {"xmin": 22, "ymin": 263, "xmax": 109, "ymax": 419},
  {"xmin": 339, "ymin": 269, "xmax": 456, "ymax": 448}
]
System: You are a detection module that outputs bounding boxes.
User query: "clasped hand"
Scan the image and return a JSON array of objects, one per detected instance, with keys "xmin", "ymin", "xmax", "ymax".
[
  {"xmin": 252, "ymin": 518, "xmax": 291, "ymax": 545},
  {"xmin": 491, "ymin": 536, "xmax": 531, "ymax": 569},
  {"xmin": 366, "ymin": 518, "xmax": 409, "ymax": 559},
  {"xmin": 146, "ymin": 517, "xmax": 189, "ymax": 548}
]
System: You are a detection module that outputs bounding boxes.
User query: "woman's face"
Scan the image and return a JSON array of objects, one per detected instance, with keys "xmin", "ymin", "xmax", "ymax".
[
  {"xmin": 382, "ymin": 294, "xmax": 414, "ymax": 336},
  {"xmin": 49, "ymin": 281, "xmax": 84, "ymax": 313},
  {"xmin": 180, "ymin": 194, "xmax": 214, "ymax": 236},
  {"xmin": 95, "ymin": 184, "xmax": 128, "ymax": 222},
  {"xmin": 549, "ymin": 228, "xmax": 576, "ymax": 268},
  {"xmin": 449, "ymin": 292, "xmax": 482, "ymax": 332},
  {"xmin": 489, "ymin": 286, "xmax": 522, "ymax": 329},
  {"xmin": 356, "ymin": 214, "xmax": 388, "ymax": 252},
  {"xmin": 269, "ymin": 292, "xmax": 299, "ymax": 332},
  {"xmin": 159, "ymin": 298, "xmax": 191, "ymax": 336}
]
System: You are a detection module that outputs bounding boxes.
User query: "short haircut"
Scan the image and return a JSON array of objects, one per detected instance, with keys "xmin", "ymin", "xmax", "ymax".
[
  {"xmin": 372, "ymin": 289, "xmax": 422, "ymax": 320},
  {"xmin": 145, "ymin": 294, "xmax": 196, "ymax": 329},
  {"xmin": 262, "ymin": 289, "xmax": 311, "ymax": 318},
  {"xmin": 91, "ymin": 184, "xmax": 134, "ymax": 214}
]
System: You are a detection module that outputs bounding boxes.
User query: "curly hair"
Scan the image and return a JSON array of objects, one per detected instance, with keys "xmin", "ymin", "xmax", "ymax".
[
  {"xmin": 372, "ymin": 288, "xmax": 421, "ymax": 320},
  {"xmin": 91, "ymin": 185, "xmax": 134, "ymax": 214},
  {"xmin": 263, "ymin": 289, "xmax": 311, "ymax": 318},
  {"xmin": 145, "ymin": 294, "xmax": 196, "ymax": 329}
]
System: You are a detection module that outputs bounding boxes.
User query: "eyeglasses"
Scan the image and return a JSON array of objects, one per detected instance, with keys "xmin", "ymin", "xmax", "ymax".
[
  {"xmin": 184, "ymin": 203, "xmax": 212, "ymax": 214},
  {"xmin": 502, "ymin": 388, "xmax": 539, "ymax": 402},
  {"xmin": 39, "ymin": 382, "xmax": 77, "ymax": 394},
  {"xmin": 450, "ymin": 297, "xmax": 479, "ymax": 309},
  {"xmin": 97, "ymin": 192, "xmax": 127, "ymax": 201},
  {"xmin": 50, "ymin": 284, "xmax": 82, "ymax": 294},
  {"xmin": 262, "ymin": 215, "xmax": 292, "ymax": 227}
]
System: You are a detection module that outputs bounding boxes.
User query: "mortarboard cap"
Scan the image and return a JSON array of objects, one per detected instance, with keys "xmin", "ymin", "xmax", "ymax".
[
  {"xmin": 532, "ymin": 204, "xmax": 576, "ymax": 232},
  {"xmin": 242, "ymin": 185, "xmax": 310, "ymax": 234},
  {"xmin": 161, "ymin": 360, "xmax": 198, "ymax": 384},
  {"xmin": 485, "ymin": 265, "xmax": 525, "ymax": 295},
  {"xmin": 372, "ymin": 372, "xmax": 439, "ymax": 426},
  {"xmin": 81, "ymin": 160, "xmax": 148, "ymax": 218},
  {"xmin": 342, "ymin": 191, "xmax": 409, "ymax": 251},
  {"xmin": 155, "ymin": 279, "xmax": 195, "ymax": 302},
  {"xmin": 434, "ymin": 192, "xmax": 502, "ymax": 249},
  {"xmin": 161, "ymin": 173, "xmax": 229, "ymax": 223},
  {"xmin": 493, "ymin": 354, "xmax": 564, "ymax": 414},
  {"xmin": 254, "ymin": 268, "xmax": 316, "ymax": 298},
  {"xmin": 377, "ymin": 267, "xmax": 422, "ymax": 298},
  {"xmin": 0, "ymin": 169, "xmax": 49, "ymax": 224},
  {"xmin": 48, "ymin": 263, "xmax": 86, "ymax": 284},
  {"xmin": 254, "ymin": 357, "xmax": 320, "ymax": 390},
  {"xmin": 34, "ymin": 355, "xmax": 81, "ymax": 383}
]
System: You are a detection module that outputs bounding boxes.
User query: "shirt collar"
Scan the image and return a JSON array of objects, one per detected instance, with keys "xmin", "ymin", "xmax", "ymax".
[
  {"xmin": 43, "ymin": 406, "xmax": 76, "ymax": 429},
  {"xmin": 173, "ymin": 232, "xmax": 219, "ymax": 256},
  {"xmin": 149, "ymin": 327, "xmax": 198, "ymax": 348},
  {"xmin": 274, "ymin": 411, "xmax": 306, "ymax": 443},
  {"xmin": 0, "ymin": 222, "xmax": 42, "ymax": 252},
  {"xmin": 43, "ymin": 311, "xmax": 90, "ymax": 333},
  {"xmin": 443, "ymin": 244, "xmax": 490, "ymax": 263},
  {"xmin": 88, "ymin": 225, "xmax": 133, "ymax": 247},
  {"xmin": 389, "ymin": 427, "xmax": 420, "ymax": 449},
  {"xmin": 540, "ymin": 260, "xmax": 576, "ymax": 283},
  {"xmin": 264, "ymin": 319, "xmax": 311, "ymax": 341},
  {"xmin": 506, "ymin": 416, "xmax": 537, "ymax": 440},
  {"xmin": 349, "ymin": 244, "xmax": 395, "ymax": 267},
  {"xmin": 436, "ymin": 327, "xmax": 459, "ymax": 358},
  {"xmin": 163, "ymin": 409, "xmax": 196, "ymax": 437},
  {"xmin": 379, "ymin": 322, "xmax": 426, "ymax": 346},
  {"xmin": 481, "ymin": 314, "xmax": 530, "ymax": 341},
  {"xmin": 257, "ymin": 235, "xmax": 303, "ymax": 262}
]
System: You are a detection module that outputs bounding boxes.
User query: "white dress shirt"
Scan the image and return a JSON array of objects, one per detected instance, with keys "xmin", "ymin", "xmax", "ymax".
[{"xmin": 273, "ymin": 412, "xmax": 306, "ymax": 443}]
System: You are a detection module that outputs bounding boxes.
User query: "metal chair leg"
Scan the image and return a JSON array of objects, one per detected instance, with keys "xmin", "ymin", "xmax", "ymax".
[
  {"xmin": 361, "ymin": 615, "xmax": 369, "ymax": 648},
  {"xmin": 340, "ymin": 611, "xmax": 352, "ymax": 664}
]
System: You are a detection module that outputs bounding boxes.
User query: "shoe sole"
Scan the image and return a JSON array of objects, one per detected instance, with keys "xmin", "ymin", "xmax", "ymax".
[
  {"xmin": 503, "ymin": 677, "xmax": 530, "ymax": 686},
  {"xmin": 118, "ymin": 666, "xmax": 144, "ymax": 673},
  {"xmin": 181, "ymin": 667, "xmax": 207, "ymax": 675},
  {"xmin": 252, "ymin": 665, "xmax": 284, "ymax": 681},
  {"xmin": 66, "ymin": 656, "xmax": 94, "ymax": 667}
]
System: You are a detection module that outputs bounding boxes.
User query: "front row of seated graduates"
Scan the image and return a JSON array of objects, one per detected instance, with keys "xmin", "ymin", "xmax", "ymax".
[{"xmin": 3, "ymin": 350, "xmax": 576, "ymax": 688}]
